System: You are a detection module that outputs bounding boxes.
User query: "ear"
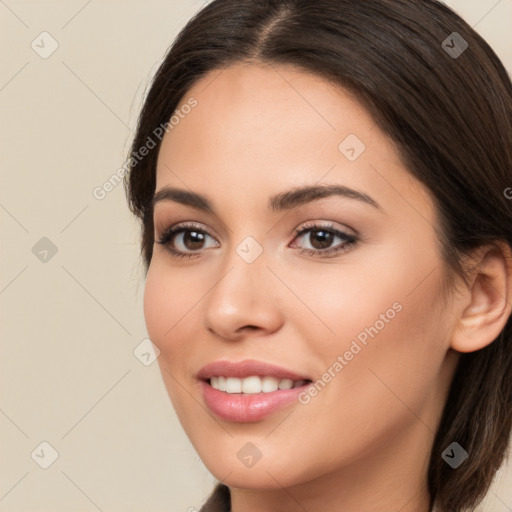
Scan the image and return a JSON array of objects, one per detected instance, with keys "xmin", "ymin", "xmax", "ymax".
[{"xmin": 450, "ymin": 241, "xmax": 512, "ymax": 353}]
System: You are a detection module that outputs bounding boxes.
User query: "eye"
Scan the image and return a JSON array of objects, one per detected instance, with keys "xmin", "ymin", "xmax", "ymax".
[
  {"xmin": 290, "ymin": 222, "xmax": 358, "ymax": 258},
  {"xmin": 156, "ymin": 222, "xmax": 219, "ymax": 259},
  {"xmin": 156, "ymin": 221, "xmax": 358, "ymax": 260}
]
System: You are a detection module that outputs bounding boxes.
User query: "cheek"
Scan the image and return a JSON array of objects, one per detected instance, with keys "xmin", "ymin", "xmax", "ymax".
[
  {"xmin": 285, "ymin": 259, "xmax": 418, "ymax": 352},
  {"xmin": 297, "ymin": 244, "xmax": 448, "ymax": 409},
  {"xmin": 143, "ymin": 267, "xmax": 167, "ymax": 347},
  {"xmin": 319, "ymin": 273, "xmax": 447, "ymax": 430},
  {"xmin": 143, "ymin": 263, "xmax": 200, "ymax": 412},
  {"xmin": 143, "ymin": 261, "xmax": 194, "ymax": 362},
  {"xmin": 311, "ymin": 238, "xmax": 444, "ymax": 350}
]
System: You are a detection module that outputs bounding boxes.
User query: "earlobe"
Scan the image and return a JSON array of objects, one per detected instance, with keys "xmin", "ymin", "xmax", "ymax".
[{"xmin": 450, "ymin": 242, "xmax": 512, "ymax": 353}]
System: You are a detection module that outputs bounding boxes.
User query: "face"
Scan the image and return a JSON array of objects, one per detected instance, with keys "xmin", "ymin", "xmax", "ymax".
[{"xmin": 144, "ymin": 62, "xmax": 460, "ymax": 490}]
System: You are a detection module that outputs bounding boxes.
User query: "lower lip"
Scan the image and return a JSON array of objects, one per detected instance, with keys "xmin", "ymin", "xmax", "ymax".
[{"xmin": 200, "ymin": 380, "xmax": 311, "ymax": 423}]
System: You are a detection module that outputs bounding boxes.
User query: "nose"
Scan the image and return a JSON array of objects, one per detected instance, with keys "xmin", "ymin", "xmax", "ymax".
[{"xmin": 203, "ymin": 248, "xmax": 284, "ymax": 341}]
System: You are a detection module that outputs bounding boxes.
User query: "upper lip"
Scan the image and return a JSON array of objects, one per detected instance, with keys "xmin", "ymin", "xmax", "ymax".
[{"xmin": 197, "ymin": 359, "xmax": 312, "ymax": 381}]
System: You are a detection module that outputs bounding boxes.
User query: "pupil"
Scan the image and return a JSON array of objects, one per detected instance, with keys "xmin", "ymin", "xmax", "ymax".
[
  {"xmin": 184, "ymin": 231, "xmax": 204, "ymax": 249},
  {"xmin": 311, "ymin": 229, "xmax": 333, "ymax": 249}
]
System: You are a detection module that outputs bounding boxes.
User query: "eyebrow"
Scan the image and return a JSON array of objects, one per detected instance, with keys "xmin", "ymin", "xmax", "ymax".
[{"xmin": 151, "ymin": 184, "xmax": 382, "ymax": 213}]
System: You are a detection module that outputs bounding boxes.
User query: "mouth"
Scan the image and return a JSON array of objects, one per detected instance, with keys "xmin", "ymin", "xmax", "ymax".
[
  {"xmin": 197, "ymin": 358, "xmax": 312, "ymax": 383},
  {"xmin": 197, "ymin": 360, "xmax": 314, "ymax": 422},
  {"xmin": 205, "ymin": 375, "xmax": 312, "ymax": 394}
]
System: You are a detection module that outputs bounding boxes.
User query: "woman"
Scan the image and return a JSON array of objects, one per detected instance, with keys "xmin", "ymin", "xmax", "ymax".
[{"xmin": 124, "ymin": 1, "xmax": 512, "ymax": 511}]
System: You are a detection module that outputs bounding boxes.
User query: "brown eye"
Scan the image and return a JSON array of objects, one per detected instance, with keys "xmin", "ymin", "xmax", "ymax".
[
  {"xmin": 292, "ymin": 223, "xmax": 358, "ymax": 258},
  {"xmin": 306, "ymin": 229, "xmax": 335, "ymax": 250},
  {"xmin": 156, "ymin": 223, "xmax": 219, "ymax": 259},
  {"xmin": 180, "ymin": 230, "xmax": 206, "ymax": 250}
]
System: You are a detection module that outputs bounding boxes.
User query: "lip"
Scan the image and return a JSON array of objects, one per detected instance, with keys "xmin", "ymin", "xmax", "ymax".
[
  {"xmin": 197, "ymin": 359, "xmax": 313, "ymax": 423},
  {"xmin": 197, "ymin": 359, "xmax": 312, "ymax": 381},
  {"xmin": 199, "ymin": 380, "xmax": 312, "ymax": 422}
]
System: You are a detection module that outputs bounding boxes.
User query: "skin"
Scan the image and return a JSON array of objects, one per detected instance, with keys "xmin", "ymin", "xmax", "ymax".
[{"xmin": 143, "ymin": 62, "xmax": 512, "ymax": 512}]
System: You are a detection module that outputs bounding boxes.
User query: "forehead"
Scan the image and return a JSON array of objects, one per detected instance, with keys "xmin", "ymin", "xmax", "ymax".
[
  {"xmin": 154, "ymin": 62, "xmax": 434, "ymax": 224},
  {"xmin": 157, "ymin": 62, "xmax": 378, "ymax": 176}
]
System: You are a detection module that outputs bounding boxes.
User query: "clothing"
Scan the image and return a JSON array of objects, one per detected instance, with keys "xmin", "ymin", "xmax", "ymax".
[
  {"xmin": 199, "ymin": 483, "xmax": 231, "ymax": 512},
  {"xmin": 199, "ymin": 482, "xmax": 441, "ymax": 512}
]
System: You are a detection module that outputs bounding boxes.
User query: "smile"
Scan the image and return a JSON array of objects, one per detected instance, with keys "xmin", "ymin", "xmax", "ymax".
[{"xmin": 208, "ymin": 375, "xmax": 310, "ymax": 394}]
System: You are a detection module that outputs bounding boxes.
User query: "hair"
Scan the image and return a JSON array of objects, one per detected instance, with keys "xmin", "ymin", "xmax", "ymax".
[{"xmin": 124, "ymin": 1, "xmax": 512, "ymax": 510}]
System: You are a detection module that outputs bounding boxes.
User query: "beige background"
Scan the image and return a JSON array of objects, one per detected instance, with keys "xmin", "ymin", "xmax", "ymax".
[{"xmin": 1, "ymin": 1, "xmax": 511, "ymax": 510}]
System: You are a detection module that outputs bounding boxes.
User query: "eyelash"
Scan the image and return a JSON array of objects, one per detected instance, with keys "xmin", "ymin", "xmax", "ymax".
[{"xmin": 155, "ymin": 221, "xmax": 358, "ymax": 259}]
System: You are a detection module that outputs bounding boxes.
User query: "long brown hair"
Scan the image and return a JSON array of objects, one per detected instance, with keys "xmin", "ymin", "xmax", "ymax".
[{"xmin": 124, "ymin": 1, "xmax": 512, "ymax": 510}]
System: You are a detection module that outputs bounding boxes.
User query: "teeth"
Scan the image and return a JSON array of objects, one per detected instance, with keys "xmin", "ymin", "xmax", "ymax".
[
  {"xmin": 242, "ymin": 375, "xmax": 262, "ymax": 393},
  {"xmin": 278, "ymin": 378, "xmax": 293, "ymax": 390},
  {"xmin": 225, "ymin": 377, "xmax": 242, "ymax": 393},
  {"xmin": 262, "ymin": 376, "xmax": 279, "ymax": 393},
  {"xmin": 209, "ymin": 375, "xmax": 309, "ymax": 394}
]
